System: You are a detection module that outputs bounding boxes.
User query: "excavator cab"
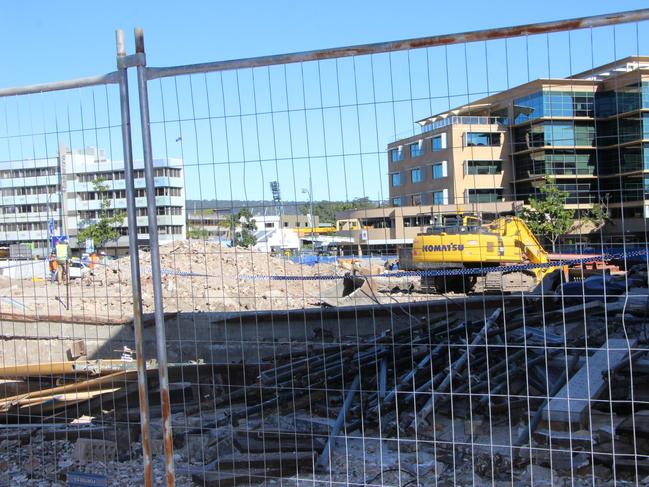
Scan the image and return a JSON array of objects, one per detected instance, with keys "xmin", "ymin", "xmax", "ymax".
[
  {"xmin": 461, "ymin": 215, "xmax": 482, "ymax": 231},
  {"xmin": 425, "ymin": 213, "xmax": 482, "ymax": 235}
]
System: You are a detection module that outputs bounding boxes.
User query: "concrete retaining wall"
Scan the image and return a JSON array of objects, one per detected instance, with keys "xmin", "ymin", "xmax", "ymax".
[{"xmin": 0, "ymin": 295, "xmax": 518, "ymax": 366}]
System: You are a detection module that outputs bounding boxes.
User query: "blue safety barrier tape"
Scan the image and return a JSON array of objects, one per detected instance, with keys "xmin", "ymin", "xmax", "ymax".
[{"xmin": 141, "ymin": 249, "xmax": 648, "ymax": 281}]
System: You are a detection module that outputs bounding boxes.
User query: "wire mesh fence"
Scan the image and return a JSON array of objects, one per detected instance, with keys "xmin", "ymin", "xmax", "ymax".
[
  {"xmin": 1, "ymin": 8, "xmax": 649, "ymax": 487},
  {"xmin": 0, "ymin": 72, "xmax": 167, "ymax": 484}
]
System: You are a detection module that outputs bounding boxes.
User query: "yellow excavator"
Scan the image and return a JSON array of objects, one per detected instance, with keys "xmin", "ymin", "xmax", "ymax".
[{"xmin": 401, "ymin": 214, "xmax": 555, "ymax": 293}]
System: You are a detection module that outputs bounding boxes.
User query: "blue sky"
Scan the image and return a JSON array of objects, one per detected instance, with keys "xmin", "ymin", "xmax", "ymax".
[{"xmin": 2, "ymin": 1, "xmax": 649, "ymax": 205}]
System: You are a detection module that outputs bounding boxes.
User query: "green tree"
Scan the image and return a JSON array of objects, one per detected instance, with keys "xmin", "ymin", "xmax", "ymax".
[
  {"xmin": 187, "ymin": 226, "xmax": 209, "ymax": 240},
  {"xmin": 520, "ymin": 177, "xmax": 575, "ymax": 252},
  {"xmin": 229, "ymin": 208, "xmax": 257, "ymax": 248},
  {"xmin": 300, "ymin": 197, "xmax": 377, "ymax": 224},
  {"xmin": 77, "ymin": 177, "xmax": 125, "ymax": 249}
]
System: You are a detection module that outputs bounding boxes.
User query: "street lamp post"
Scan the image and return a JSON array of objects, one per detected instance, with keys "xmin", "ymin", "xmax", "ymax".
[{"xmin": 301, "ymin": 186, "xmax": 315, "ymax": 248}]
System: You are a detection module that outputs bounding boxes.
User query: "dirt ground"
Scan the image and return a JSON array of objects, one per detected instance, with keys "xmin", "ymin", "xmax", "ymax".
[{"xmin": 0, "ymin": 240, "xmax": 426, "ymax": 322}]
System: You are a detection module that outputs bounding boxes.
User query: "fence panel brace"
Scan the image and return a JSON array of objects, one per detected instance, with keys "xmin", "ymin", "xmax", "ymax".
[
  {"xmin": 115, "ymin": 30, "xmax": 154, "ymax": 487},
  {"xmin": 134, "ymin": 27, "xmax": 177, "ymax": 487}
]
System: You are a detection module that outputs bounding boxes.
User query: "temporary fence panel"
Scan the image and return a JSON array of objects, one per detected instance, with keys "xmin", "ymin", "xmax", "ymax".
[
  {"xmin": 133, "ymin": 8, "xmax": 649, "ymax": 487},
  {"xmin": 1, "ymin": 8, "xmax": 649, "ymax": 487},
  {"xmin": 0, "ymin": 36, "xmax": 157, "ymax": 486}
]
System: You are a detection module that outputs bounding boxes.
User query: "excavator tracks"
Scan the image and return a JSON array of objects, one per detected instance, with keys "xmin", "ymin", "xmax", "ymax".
[
  {"xmin": 421, "ymin": 271, "xmax": 537, "ymax": 294},
  {"xmin": 474, "ymin": 271, "xmax": 538, "ymax": 293}
]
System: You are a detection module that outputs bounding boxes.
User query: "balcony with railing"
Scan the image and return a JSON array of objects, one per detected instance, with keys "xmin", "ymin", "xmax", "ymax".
[{"xmin": 421, "ymin": 116, "xmax": 506, "ymax": 133}]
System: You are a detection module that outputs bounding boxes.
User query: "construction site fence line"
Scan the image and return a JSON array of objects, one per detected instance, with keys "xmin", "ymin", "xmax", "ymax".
[{"xmin": 132, "ymin": 249, "xmax": 649, "ymax": 281}]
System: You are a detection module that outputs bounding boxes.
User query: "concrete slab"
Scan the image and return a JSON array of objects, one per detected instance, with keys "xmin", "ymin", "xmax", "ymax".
[{"xmin": 543, "ymin": 338, "xmax": 636, "ymax": 426}]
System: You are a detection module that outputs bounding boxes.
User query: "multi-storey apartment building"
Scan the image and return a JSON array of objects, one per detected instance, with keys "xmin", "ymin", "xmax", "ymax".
[
  {"xmin": 0, "ymin": 146, "xmax": 185, "ymax": 256},
  {"xmin": 388, "ymin": 55, "xmax": 649, "ymax": 237},
  {"xmin": 0, "ymin": 157, "xmax": 63, "ymax": 256}
]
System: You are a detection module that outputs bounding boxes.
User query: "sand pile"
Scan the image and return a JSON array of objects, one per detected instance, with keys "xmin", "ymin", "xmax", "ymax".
[{"xmin": 107, "ymin": 240, "xmax": 340, "ymax": 315}]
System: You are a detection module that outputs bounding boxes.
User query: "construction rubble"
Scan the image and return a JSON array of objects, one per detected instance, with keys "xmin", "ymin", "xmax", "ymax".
[
  {"xmin": 0, "ymin": 262, "xmax": 648, "ymax": 485},
  {"xmin": 0, "ymin": 241, "xmax": 428, "ymax": 323}
]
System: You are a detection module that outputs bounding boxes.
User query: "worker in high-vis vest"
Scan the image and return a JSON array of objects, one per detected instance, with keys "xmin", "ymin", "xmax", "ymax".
[
  {"xmin": 89, "ymin": 252, "xmax": 100, "ymax": 271},
  {"xmin": 48, "ymin": 252, "xmax": 60, "ymax": 284}
]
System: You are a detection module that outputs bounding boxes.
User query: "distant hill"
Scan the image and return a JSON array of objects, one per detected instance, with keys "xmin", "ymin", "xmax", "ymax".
[{"xmin": 185, "ymin": 197, "xmax": 382, "ymax": 224}]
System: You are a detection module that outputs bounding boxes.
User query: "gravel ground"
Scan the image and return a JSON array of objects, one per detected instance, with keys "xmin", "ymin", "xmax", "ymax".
[
  {"xmin": 0, "ymin": 240, "xmax": 444, "ymax": 323},
  {"xmin": 0, "ymin": 436, "xmax": 194, "ymax": 486},
  {"xmin": 0, "ymin": 433, "xmax": 642, "ymax": 486}
]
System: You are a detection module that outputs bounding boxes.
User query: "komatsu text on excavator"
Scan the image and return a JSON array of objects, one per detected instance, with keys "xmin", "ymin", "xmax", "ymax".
[{"xmin": 400, "ymin": 214, "xmax": 555, "ymax": 293}]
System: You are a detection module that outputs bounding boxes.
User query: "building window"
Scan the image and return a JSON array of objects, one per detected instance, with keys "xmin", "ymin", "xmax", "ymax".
[
  {"xmin": 432, "ymin": 189, "xmax": 448, "ymax": 205},
  {"xmin": 410, "ymin": 141, "xmax": 424, "ymax": 158},
  {"xmin": 392, "ymin": 197, "xmax": 402, "ymax": 207},
  {"xmin": 466, "ymin": 132, "xmax": 500, "ymax": 147},
  {"xmin": 545, "ymin": 91, "xmax": 595, "ymax": 118},
  {"xmin": 431, "ymin": 134, "xmax": 446, "ymax": 151},
  {"xmin": 154, "ymin": 168, "xmax": 182, "ymax": 178},
  {"xmin": 432, "ymin": 161, "xmax": 448, "ymax": 179},
  {"xmin": 514, "ymin": 151, "xmax": 593, "ymax": 178},
  {"xmin": 0, "ymin": 167, "xmax": 57, "ymax": 179},
  {"xmin": 514, "ymin": 90, "xmax": 595, "ymax": 123},
  {"xmin": 155, "ymin": 187, "xmax": 182, "ymax": 197},
  {"xmin": 465, "ymin": 160, "xmax": 502, "ymax": 175},
  {"xmin": 391, "ymin": 173, "xmax": 401, "ymax": 187},
  {"xmin": 410, "ymin": 194, "xmax": 422, "ymax": 206},
  {"xmin": 411, "ymin": 168, "xmax": 422, "ymax": 183},
  {"xmin": 546, "ymin": 123, "xmax": 576, "ymax": 146},
  {"xmin": 390, "ymin": 147, "xmax": 405, "ymax": 162},
  {"xmin": 513, "ymin": 122, "xmax": 595, "ymax": 151},
  {"xmin": 156, "ymin": 206, "xmax": 183, "ymax": 216},
  {"xmin": 466, "ymin": 188, "xmax": 503, "ymax": 203},
  {"xmin": 265, "ymin": 222, "xmax": 274, "ymax": 228}
]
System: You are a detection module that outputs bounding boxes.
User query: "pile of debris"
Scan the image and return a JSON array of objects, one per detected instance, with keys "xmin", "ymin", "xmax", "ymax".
[
  {"xmin": 1, "ymin": 267, "xmax": 648, "ymax": 485},
  {"xmin": 167, "ymin": 275, "xmax": 649, "ymax": 485},
  {"xmin": 0, "ymin": 241, "xmax": 346, "ymax": 322},
  {"xmin": 0, "ymin": 359, "xmax": 225, "ymax": 485}
]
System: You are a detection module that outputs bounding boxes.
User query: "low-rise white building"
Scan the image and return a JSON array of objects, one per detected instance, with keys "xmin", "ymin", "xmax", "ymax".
[{"xmin": 252, "ymin": 215, "xmax": 301, "ymax": 252}]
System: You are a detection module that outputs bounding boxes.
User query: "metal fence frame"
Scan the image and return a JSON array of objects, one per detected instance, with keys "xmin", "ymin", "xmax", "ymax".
[
  {"xmin": 0, "ymin": 33, "xmax": 156, "ymax": 487},
  {"xmin": 0, "ymin": 7, "xmax": 648, "ymax": 487},
  {"xmin": 130, "ymin": 8, "xmax": 649, "ymax": 485}
]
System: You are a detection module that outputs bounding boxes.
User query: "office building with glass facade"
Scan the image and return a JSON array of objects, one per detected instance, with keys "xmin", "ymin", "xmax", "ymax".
[{"xmin": 387, "ymin": 56, "xmax": 649, "ymax": 237}]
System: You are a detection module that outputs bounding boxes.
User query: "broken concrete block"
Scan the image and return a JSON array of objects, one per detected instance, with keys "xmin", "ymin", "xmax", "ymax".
[
  {"xmin": 464, "ymin": 417, "xmax": 485, "ymax": 436},
  {"xmin": 73, "ymin": 438, "xmax": 117, "ymax": 465},
  {"xmin": 543, "ymin": 339, "xmax": 636, "ymax": 427},
  {"xmin": 523, "ymin": 464, "xmax": 555, "ymax": 487},
  {"xmin": 0, "ymin": 440, "xmax": 20, "ymax": 452},
  {"xmin": 68, "ymin": 340, "xmax": 87, "ymax": 360}
]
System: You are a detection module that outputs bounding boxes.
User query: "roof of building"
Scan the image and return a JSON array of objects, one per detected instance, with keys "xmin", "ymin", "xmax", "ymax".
[
  {"xmin": 567, "ymin": 55, "xmax": 649, "ymax": 81},
  {"xmin": 415, "ymin": 55, "xmax": 648, "ymax": 127}
]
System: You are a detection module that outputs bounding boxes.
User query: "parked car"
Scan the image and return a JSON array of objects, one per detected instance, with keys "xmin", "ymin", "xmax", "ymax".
[{"xmin": 68, "ymin": 260, "xmax": 90, "ymax": 279}]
